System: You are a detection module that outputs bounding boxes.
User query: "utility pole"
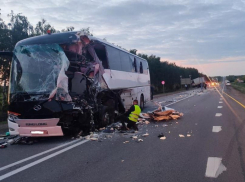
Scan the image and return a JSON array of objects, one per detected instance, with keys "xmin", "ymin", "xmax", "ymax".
[
  {"xmin": 189, "ymin": 75, "xmax": 192, "ymax": 88},
  {"xmin": 180, "ymin": 75, "xmax": 182, "ymax": 89}
]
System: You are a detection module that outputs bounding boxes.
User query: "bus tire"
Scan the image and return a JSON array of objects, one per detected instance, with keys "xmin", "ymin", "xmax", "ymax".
[
  {"xmin": 140, "ymin": 95, "xmax": 144, "ymax": 109},
  {"xmin": 100, "ymin": 106, "xmax": 115, "ymax": 127}
]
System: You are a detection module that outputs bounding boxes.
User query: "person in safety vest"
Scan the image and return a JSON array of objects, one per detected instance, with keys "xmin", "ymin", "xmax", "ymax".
[{"xmin": 120, "ymin": 100, "xmax": 141, "ymax": 131}]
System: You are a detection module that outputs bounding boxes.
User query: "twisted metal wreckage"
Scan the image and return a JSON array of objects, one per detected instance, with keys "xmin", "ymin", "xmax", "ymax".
[{"xmin": 8, "ymin": 31, "xmax": 136, "ymax": 137}]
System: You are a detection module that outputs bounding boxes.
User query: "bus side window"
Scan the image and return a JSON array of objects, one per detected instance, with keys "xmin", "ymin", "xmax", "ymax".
[
  {"xmin": 140, "ymin": 62, "xmax": 143, "ymax": 74},
  {"xmin": 94, "ymin": 45, "xmax": 109, "ymax": 69},
  {"xmin": 120, "ymin": 51, "xmax": 133, "ymax": 72},
  {"xmin": 106, "ymin": 46, "xmax": 121, "ymax": 70},
  {"xmin": 133, "ymin": 58, "xmax": 137, "ymax": 72},
  {"xmin": 142, "ymin": 61, "xmax": 148, "ymax": 74}
]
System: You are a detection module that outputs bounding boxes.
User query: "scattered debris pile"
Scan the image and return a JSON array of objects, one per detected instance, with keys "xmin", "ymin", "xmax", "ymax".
[
  {"xmin": 140, "ymin": 102, "xmax": 183, "ymax": 122},
  {"xmin": 149, "ymin": 110, "xmax": 183, "ymax": 121},
  {"xmin": 0, "ymin": 135, "xmax": 37, "ymax": 148}
]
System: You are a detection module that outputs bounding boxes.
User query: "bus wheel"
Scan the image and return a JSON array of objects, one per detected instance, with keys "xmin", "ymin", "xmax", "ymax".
[
  {"xmin": 101, "ymin": 111, "xmax": 110, "ymax": 127},
  {"xmin": 140, "ymin": 95, "xmax": 144, "ymax": 109}
]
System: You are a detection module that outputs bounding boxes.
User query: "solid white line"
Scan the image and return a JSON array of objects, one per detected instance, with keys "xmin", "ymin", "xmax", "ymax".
[
  {"xmin": 212, "ymin": 126, "xmax": 222, "ymax": 132},
  {"xmin": 215, "ymin": 113, "xmax": 222, "ymax": 117},
  {"xmin": 217, "ymin": 106, "xmax": 223, "ymax": 108},
  {"xmin": 0, "ymin": 140, "xmax": 88, "ymax": 181},
  {"xmin": 0, "ymin": 139, "xmax": 83, "ymax": 172},
  {"xmin": 164, "ymin": 94, "xmax": 195, "ymax": 107},
  {"xmin": 205, "ymin": 157, "xmax": 227, "ymax": 178}
]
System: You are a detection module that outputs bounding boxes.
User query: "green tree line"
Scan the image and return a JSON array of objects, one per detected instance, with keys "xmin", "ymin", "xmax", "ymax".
[{"xmin": 226, "ymin": 75, "xmax": 245, "ymax": 83}]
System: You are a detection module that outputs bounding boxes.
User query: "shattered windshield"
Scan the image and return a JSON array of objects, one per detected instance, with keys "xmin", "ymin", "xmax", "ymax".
[{"xmin": 11, "ymin": 44, "xmax": 71, "ymax": 101}]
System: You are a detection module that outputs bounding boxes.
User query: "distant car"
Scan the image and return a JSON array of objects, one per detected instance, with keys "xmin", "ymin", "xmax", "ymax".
[
  {"xmin": 225, "ymin": 80, "xmax": 231, "ymax": 85},
  {"xmin": 208, "ymin": 82, "xmax": 216, "ymax": 87}
]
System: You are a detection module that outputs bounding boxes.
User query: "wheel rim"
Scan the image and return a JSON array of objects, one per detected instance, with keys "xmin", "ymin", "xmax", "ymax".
[
  {"xmin": 103, "ymin": 112, "xmax": 110, "ymax": 126},
  {"xmin": 140, "ymin": 97, "xmax": 144, "ymax": 108}
]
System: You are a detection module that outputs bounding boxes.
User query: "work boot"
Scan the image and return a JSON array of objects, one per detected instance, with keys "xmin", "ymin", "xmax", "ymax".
[{"xmin": 119, "ymin": 126, "xmax": 128, "ymax": 131}]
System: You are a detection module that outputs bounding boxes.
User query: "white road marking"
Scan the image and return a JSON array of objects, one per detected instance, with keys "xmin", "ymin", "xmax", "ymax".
[
  {"xmin": 0, "ymin": 139, "xmax": 85, "ymax": 172},
  {"xmin": 0, "ymin": 140, "xmax": 88, "ymax": 181},
  {"xmin": 215, "ymin": 113, "xmax": 222, "ymax": 117},
  {"xmin": 164, "ymin": 94, "xmax": 195, "ymax": 107},
  {"xmin": 217, "ymin": 106, "xmax": 223, "ymax": 108},
  {"xmin": 205, "ymin": 157, "xmax": 227, "ymax": 178},
  {"xmin": 212, "ymin": 126, "xmax": 222, "ymax": 132},
  {"xmin": 219, "ymin": 101, "xmax": 223, "ymax": 103}
]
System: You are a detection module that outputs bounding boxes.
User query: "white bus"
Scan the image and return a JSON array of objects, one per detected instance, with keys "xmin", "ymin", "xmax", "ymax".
[{"xmin": 7, "ymin": 31, "xmax": 150, "ymax": 136}]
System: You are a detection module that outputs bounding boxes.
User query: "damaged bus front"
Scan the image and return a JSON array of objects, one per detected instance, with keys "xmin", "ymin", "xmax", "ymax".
[{"xmin": 8, "ymin": 31, "xmax": 150, "ymax": 137}]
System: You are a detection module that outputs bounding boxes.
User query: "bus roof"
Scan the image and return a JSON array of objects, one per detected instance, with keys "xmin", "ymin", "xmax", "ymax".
[{"xmin": 16, "ymin": 31, "xmax": 147, "ymax": 62}]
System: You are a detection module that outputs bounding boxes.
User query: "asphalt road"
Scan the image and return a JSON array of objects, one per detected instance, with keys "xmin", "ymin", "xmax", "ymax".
[{"xmin": 1, "ymin": 85, "xmax": 245, "ymax": 182}]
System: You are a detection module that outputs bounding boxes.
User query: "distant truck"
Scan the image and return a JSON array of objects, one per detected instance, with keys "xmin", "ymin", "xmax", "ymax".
[
  {"xmin": 225, "ymin": 80, "xmax": 231, "ymax": 86},
  {"xmin": 192, "ymin": 77, "xmax": 205, "ymax": 87}
]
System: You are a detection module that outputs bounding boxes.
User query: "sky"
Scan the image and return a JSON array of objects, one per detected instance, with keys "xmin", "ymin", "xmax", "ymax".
[{"xmin": 1, "ymin": 0, "xmax": 245, "ymax": 76}]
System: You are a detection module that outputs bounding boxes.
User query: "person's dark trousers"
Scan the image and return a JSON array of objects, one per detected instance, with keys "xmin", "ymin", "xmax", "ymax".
[
  {"xmin": 119, "ymin": 115, "xmax": 138, "ymax": 130},
  {"xmin": 127, "ymin": 120, "xmax": 138, "ymax": 130}
]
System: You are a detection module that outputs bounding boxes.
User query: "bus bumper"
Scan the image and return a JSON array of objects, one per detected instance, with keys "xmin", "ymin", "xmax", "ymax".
[
  {"xmin": 9, "ymin": 118, "xmax": 64, "ymax": 137},
  {"xmin": 18, "ymin": 126, "xmax": 63, "ymax": 137}
]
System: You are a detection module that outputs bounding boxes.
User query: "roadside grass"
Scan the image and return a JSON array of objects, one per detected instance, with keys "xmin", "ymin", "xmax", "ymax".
[
  {"xmin": 0, "ymin": 94, "xmax": 3, "ymax": 105},
  {"xmin": 0, "ymin": 121, "xmax": 7, "ymax": 125},
  {"xmin": 231, "ymin": 83, "xmax": 245, "ymax": 94}
]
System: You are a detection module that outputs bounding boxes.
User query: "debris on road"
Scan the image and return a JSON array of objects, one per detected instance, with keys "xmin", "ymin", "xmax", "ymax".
[
  {"xmin": 160, "ymin": 136, "xmax": 166, "ymax": 140},
  {"xmin": 0, "ymin": 142, "xmax": 8, "ymax": 148},
  {"xmin": 140, "ymin": 103, "xmax": 183, "ymax": 122},
  {"xmin": 7, "ymin": 136, "xmax": 36, "ymax": 145},
  {"xmin": 123, "ymin": 141, "xmax": 130, "ymax": 144},
  {"xmin": 138, "ymin": 139, "xmax": 143, "ymax": 142},
  {"xmin": 90, "ymin": 137, "xmax": 99, "ymax": 141},
  {"xmin": 142, "ymin": 109, "xmax": 183, "ymax": 121},
  {"xmin": 140, "ymin": 113, "xmax": 150, "ymax": 118},
  {"xmin": 144, "ymin": 120, "xmax": 150, "ymax": 124},
  {"xmin": 142, "ymin": 133, "xmax": 149, "ymax": 137}
]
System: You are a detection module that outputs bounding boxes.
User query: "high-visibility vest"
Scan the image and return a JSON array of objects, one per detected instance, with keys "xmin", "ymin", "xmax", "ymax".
[{"xmin": 128, "ymin": 105, "xmax": 141, "ymax": 122}]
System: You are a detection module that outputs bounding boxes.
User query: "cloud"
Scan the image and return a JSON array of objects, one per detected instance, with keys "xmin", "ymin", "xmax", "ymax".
[{"xmin": 1, "ymin": 0, "xmax": 245, "ymax": 76}]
